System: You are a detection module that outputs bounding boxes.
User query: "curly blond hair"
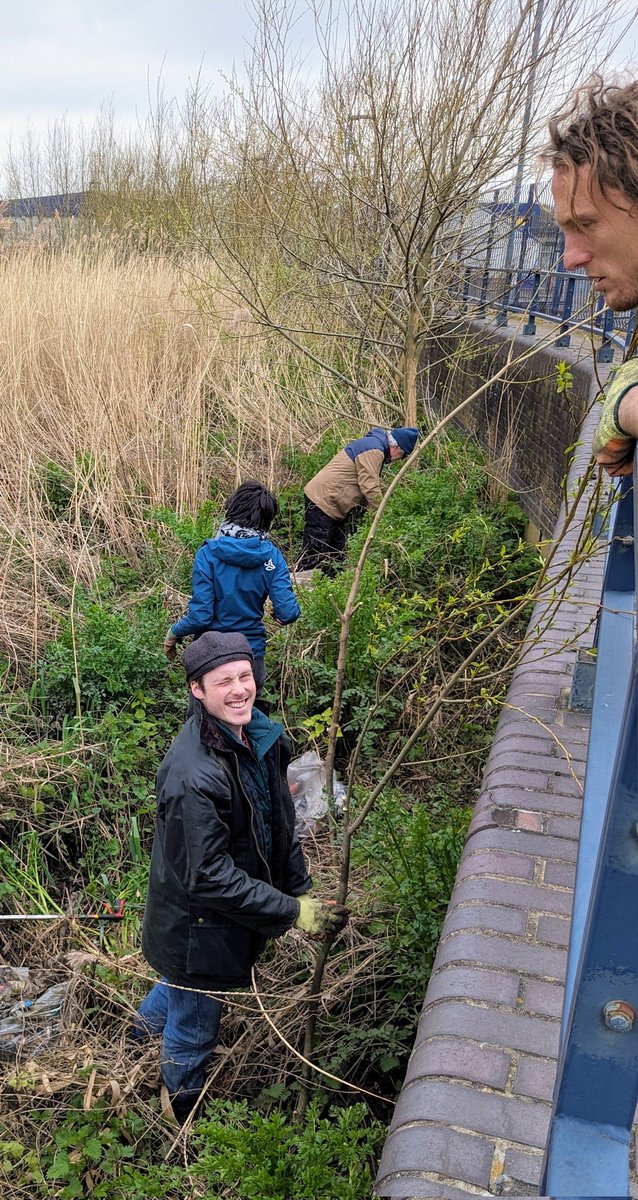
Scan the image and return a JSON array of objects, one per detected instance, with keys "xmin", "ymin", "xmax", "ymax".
[{"xmin": 545, "ymin": 75, "xmax": 638, "ymax": 205}]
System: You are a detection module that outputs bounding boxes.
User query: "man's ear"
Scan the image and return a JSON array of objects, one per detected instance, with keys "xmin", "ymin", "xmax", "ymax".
[{"xmin": 190, "ymin": 679, "xmax": 204, "ymax": 702}]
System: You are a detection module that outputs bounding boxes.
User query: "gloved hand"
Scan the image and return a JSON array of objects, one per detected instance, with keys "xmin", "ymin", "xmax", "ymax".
[
  {"xmin": 294, "ymin": 894, "xmax": 350, "ymax": 937},
  {"xmin": 592, "ymin": 359, "xmax": 637, "ymax": 475},
  {"xmin": 163, "ymin": 629, "xmax": 178, "ymax": 661}
]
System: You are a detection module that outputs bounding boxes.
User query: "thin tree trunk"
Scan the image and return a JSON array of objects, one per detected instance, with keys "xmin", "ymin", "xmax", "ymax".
[
  {"xmin": 296, "ymin": 317, "xmax": 598, "ymax": 1113},
  {"xmin": 402, "ymin": 305, "xmax": 419, "ymax": 426}
]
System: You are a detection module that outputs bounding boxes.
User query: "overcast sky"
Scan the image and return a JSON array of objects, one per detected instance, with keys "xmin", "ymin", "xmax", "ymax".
[
  {"xmin": 1, "ymin": 1, "xmax": 637, "ymax": 195},
  {"xmin": 0, "ymin": 1, "xmax": 262, "ymax": 190}
]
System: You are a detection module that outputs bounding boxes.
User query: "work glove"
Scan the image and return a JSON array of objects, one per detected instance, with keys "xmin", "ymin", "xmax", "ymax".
[
  {"xmin": 294, "ymin": 894, "xmax": 350, "ymax": 937},
  {"xmin": 163, "ymin": 629, "xmax": 178, "ymax": 661},
  {"xmin": 592, "ymin": 359, "xmax": 637, "ymax": 475}
]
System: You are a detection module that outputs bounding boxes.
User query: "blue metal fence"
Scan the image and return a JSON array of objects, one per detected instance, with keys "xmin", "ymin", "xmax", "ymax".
[
  {"xmin": 458, "ymin": 183, "xmax": 636, "ymax": 360},
  {"xmin": 541, "ymin": 471, "xmax": 638, "ymax": 1198}
]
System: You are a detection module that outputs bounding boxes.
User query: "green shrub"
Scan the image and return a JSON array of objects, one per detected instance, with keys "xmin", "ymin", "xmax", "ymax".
[
  {"xmin": 12, "ymin": 1098, "xmax": 384, "ymax": 1200},
  {"xmin": 21, "ymin": 1102, "xmax": 186, "ymax": 1199},
  {"xmin": 194, "ymin": 1098, "xmax": 384, "ymax": 1200},
  {"xmin": 151, "ymin": 498, "xmax": 218, "ymax": 556},
  {"xmin": 40, "ymin": 459, "xmax": 75, "ymax": 519},
  {"xmin": 269, "ymin": 436, "xmax": 540, "ymax": 772},
  {"xmin": 317, "ymin": 792, "xmax": 472, "ymax": 1092},
  {"xmin": 1, "ymin": 428, "xmax": 542, "ymax": 1183},
  {"xmin": 35, "ymin": 593, "xmax": 170, "ymax": 721}
]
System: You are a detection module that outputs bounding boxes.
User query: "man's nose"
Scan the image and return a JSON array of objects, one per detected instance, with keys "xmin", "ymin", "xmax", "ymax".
[{"xmin": 562, "ymin": 232, "xmax": 592, "ymax": 271}]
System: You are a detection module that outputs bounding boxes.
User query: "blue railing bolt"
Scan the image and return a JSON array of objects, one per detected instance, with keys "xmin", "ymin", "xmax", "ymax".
[{"xmin": 603, "ymin": 1000, "xmax": 636, "ymax": 1031}]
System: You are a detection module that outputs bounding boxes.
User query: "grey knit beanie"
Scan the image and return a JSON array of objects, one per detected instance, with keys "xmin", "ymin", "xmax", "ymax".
[{"xmin": 182, "ymin": 631, "xmax": 254, "ymax": 682}]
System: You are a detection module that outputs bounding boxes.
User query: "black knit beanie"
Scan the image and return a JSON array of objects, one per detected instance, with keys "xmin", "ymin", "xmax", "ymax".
[{"xmin": 182, "ymin": 631, "xmax": 254, "ymax": 682}]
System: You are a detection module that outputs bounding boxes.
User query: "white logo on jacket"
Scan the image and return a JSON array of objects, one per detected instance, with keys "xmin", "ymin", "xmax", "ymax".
[{"xmin": 264, "ymin": 558, "xmax": 276, "ymax": 571}]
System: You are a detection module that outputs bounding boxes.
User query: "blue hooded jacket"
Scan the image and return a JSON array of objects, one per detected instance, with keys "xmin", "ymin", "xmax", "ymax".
[{"xmin": 171, "ymin": 533, "xmax": 300, "ymax": 656}]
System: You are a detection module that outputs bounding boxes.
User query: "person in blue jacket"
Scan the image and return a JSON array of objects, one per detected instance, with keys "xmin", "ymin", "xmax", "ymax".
[{"xmin": 163, "ymin": 481, "xmax": 300, "ymax": 694}]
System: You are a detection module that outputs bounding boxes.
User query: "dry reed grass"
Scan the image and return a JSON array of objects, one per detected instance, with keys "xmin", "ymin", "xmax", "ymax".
[
  {"xmin": 0, "ymin": 238, "xmax": 381, "ymax": 666},
  {"xmin": 0, "ymin": 236, "xmax": 396, "ymax": 1176}
]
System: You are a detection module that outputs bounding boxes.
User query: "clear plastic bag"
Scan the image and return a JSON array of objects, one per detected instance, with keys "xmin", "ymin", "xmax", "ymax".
[
  {"xmin": 287, "ymin": 750, "xmax": 346, "ymax": 836},
  {"xmin": 0, "ymin": 981, "xmax": 69, "ymax": 1059}
]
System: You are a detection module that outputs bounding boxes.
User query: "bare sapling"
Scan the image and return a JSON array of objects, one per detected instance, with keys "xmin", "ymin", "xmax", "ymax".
[{"xmin": 293, "ymin": 312, "xmax": 606, "ymax": 1117}]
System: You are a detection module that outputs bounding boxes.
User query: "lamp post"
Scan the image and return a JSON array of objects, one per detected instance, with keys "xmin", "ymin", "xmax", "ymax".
[
  {"xmin": 344, "ymin": 112, "xmax": 373, "ymax": 173},
  {"xmin": 495, "ymin": 0, "xmax": 545, "ymax": 326}
]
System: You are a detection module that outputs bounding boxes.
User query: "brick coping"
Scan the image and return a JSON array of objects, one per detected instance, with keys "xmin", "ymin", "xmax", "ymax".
[{"xmin": 375, "ymin": 386, "xmax": 631, "ymax": 1198}]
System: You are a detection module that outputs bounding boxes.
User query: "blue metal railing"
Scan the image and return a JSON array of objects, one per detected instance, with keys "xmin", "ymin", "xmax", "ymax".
[
  {"xmin": 460, "ymin": 262, "xmax": 636, "ymax": 359},
  {"xmin": 456, "ymin": 184, "xmax": 637, "ymax": 358},
  {"xmin": 541, "ymin": 471, "xmax": 638, "ymax": 1198}
]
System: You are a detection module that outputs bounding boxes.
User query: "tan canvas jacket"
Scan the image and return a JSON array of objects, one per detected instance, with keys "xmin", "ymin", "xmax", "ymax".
[{"xmin": 304, "ymin": 448, "xmax": 384, "ymax": 519}]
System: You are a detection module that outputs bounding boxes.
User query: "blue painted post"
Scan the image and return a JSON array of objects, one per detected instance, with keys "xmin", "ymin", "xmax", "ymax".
[
  {"xmin": 460, "ymin": 266, "xmax": 470, "ymax": 314},
  {"xmin": 477, "ymin": 190, "xmax": 500, "ymax": 318},
  {"xmin": 559, "ymin": 477, "xmax": 635, "ymax": 1033},
  {"xmin": 495, "ymin": 270, "xmax": 512, "ymax": 327},
  {"xmin": 513, "ymin": 184, "xmax": 535, "ymax": 311},
  {"xmin": 542, "ymin": 667, "xmax": 638, "ymax": 1197},
  {"xmin": 550, "ymin": 231, "xmax": 566, "ymax": 314},
  {"xmin": 596, "ymin": 304, "xmax": 615, "ymax": 363},
  {"xmin": 523, "ymin": 272, "xmax": 540, "ymax": 335},
  {"xmin": 541, "ymin": 474, "xmax": 638, "ymax": 1198},
  {"xmin": 555, "ymin": 275, "xmax": 576, "ymax": 347}
]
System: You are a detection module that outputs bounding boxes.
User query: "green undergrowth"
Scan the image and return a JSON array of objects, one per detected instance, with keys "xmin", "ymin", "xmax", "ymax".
[
  {"xmin": 0, "ymin": 427, "xmax": 541, "ymax": 1193},
  {"xmin": 271, "ymin": 433, "xmax": 540, "ymax": 786},
  {"xmin": 1, "ymin": 1098, "xmax": 384, "ymax": 1199}
]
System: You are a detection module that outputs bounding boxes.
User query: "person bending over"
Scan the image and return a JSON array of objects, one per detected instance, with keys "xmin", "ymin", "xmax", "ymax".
[{"xmin": 298, "ymin": 426, "xmax": 419, "ymax": 574}]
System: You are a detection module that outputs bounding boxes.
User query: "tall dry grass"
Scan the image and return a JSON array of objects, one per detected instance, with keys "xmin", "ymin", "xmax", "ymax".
[
  {"xmin": 0, "ymin": 237, "xmax": 383, "ymax": 665},
  {"xmin": 0, "ymin": 238, "xmax": 205, "ymax": 662}
]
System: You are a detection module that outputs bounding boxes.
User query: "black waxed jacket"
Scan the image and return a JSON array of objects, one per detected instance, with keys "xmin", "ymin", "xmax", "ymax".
[{"xmin": 142, "ymin": 706, "xmax": 312, "ymax": 989}]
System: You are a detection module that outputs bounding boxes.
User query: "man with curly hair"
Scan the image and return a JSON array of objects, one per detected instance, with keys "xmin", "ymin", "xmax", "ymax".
[{"xmin": 547, "ymin": 77, "xmax": 638, "ymax": 475}]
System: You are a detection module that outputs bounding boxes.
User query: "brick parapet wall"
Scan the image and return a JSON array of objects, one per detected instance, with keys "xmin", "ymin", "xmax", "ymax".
[
  {"xmin": 422, "ymin": 322, "xmax": 602, "ymax": 535},
  {"xmin": 376, "ymin": 356, "xmax": 632, "ymax": 1198}
]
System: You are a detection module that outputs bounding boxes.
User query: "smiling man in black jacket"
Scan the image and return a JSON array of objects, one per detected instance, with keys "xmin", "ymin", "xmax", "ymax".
[{"xmin": 133, "ymin": 630, "xmax": 348, "ymax": 1123}]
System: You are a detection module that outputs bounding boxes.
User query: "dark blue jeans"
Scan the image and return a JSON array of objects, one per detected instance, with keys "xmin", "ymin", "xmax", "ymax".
[{"xmin": 133, "ymin": 978, "xmax": 223, "ymax": 1112}]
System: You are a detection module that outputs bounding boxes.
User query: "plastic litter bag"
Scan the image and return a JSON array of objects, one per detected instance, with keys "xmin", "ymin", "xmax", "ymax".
[
  {"xmin": 0, "ymin": 980, "xmax": 70, "ymax": 1059},
  {"xmin": 287, "ymin": 750, "xmax": 346, "ymax": 836}
]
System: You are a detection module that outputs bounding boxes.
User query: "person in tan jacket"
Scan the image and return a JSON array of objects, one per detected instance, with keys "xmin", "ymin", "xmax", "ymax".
[{"xmin": 298, "ymin": 425, "xmax": 419, "ymax": 574}]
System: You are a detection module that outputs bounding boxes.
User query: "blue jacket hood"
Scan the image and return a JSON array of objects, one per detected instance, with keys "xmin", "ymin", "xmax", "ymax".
[
  {"xmin": 171, "ymin": 532, "xmax": 300, "ymax": 654},
  {"xmin": 210, "ymin": 534, "xmax": 275, "ymax": 567},
  {"xmin": 344, "ymin": 426, "xmax": 390, "ymax": 463}
]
